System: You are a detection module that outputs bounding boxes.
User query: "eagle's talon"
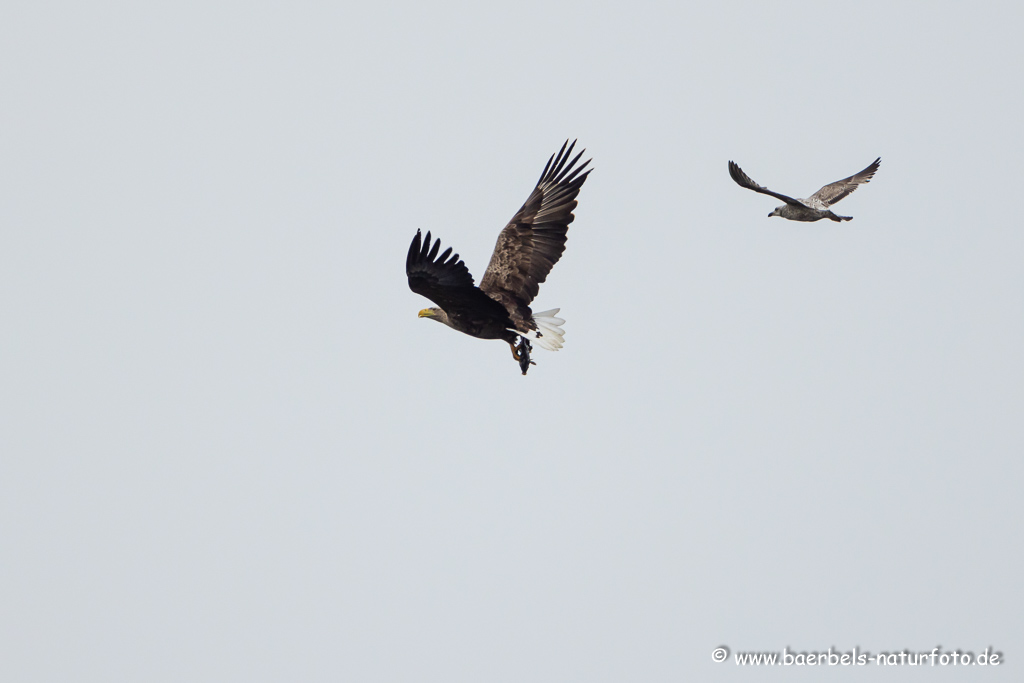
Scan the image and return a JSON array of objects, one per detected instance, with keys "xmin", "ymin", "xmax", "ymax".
[{"xmin": 516, "ymin": 336, "xmax": 535, "ymax": 375}]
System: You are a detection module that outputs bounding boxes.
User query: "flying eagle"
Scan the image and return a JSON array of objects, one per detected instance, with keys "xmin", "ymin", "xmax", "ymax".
[
  {"xmin": 406, "ymin": 140, "xmax": 591, "ymax": 375},
  {"xmin": 728, "ymin": 157, "xmax": 881, "ymax": 222}
]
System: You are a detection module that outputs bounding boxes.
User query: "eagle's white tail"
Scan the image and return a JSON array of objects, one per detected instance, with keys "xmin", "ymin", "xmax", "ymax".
[{"xmin": 525, "ymin": 308, "xmax": 565, "ymax": 351}]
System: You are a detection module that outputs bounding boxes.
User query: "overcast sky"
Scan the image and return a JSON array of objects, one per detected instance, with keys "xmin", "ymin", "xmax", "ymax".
[{"xmin": 2, "ymin": 1, "xmax": 1022, "ymax": 681}]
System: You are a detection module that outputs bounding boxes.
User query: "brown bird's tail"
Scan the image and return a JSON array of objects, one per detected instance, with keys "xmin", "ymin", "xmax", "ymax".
[
  {"xmin": 511, "ymin": 309, "xmax": 565, "ymax": 351},
  {"xmin": 828, "ymin": 211, "xmax": 853, "ymax": 222}
]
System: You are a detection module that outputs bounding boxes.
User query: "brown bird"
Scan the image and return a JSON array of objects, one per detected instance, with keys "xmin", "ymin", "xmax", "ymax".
[{"xmin": 407, "ymin": 141, "xmax": 591, "ymax": 374}]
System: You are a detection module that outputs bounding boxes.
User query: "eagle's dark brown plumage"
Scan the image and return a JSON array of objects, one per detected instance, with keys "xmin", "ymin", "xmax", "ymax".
[{"xmin": 407, "ymin": 140, "xmax": 591, "ymax": 374}]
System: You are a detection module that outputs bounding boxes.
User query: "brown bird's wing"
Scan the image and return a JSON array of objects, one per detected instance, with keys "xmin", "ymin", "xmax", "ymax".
[
  {"xmin": 808, "ymin": 157, "xmax": 881, "ymax": 207},
  {"xmin": 406, "ymin": 230, "xmax": 510, "ymax": 319},
  {"xmin": 479, "ymin": 140, "xmax": 591, "ymax": 320},
  {"xmin": 728, "ymin": 160, "xmax": 803, "ymax": 206}
]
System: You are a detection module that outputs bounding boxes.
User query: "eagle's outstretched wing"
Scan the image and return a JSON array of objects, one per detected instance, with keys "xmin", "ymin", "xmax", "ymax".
[
  {"xmin": 479, "ymin": 140, "xmax": 592, "ymax": 319},
  {"xmin": 406, "ymin": 230, "xmax": 509, "ymax": 317},
  {"xmin": 808, "ymin": 157, "xmax": 881, "ymax": 207},
  {"xmin": 728, "ymin": 161, "xmax": 803, "ymax": 206}
]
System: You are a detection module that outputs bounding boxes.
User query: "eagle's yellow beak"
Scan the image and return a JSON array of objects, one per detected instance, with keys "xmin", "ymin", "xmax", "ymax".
[{"xmin": 418, "ymin": 309, "xmax": 434, "ymax": 318}]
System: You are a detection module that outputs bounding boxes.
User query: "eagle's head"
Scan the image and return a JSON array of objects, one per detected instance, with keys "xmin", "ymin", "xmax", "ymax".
[{"xmin": 418, "ymin": 307, "xmax": 450, "ymax": 325}]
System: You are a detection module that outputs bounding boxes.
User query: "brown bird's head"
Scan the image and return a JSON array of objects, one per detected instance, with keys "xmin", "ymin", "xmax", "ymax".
[{"xmin": 418, "ymin": 307, "xmax": 451, "ymax": 326}]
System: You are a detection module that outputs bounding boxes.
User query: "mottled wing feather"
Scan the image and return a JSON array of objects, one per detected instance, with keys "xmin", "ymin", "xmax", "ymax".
[
  {"xmin": 809, "ymin": 157, "xmax": 881, "ymax": 207},
  {"xmin": 728, "ymin": 160, "xmax": 803, "ymax": 206},
  {"xmin": 406, "ymin": 230, "xmax": 508, "ymax": 316},
  {"xmin": 479, "ymin": 140, "xmax": 592, "ymax": 317}
]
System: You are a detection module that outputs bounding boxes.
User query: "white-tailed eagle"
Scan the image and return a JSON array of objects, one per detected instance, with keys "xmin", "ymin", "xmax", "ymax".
[{"xmin": 406, "ymin": 141, "xmax": 591, "ymax": 374}]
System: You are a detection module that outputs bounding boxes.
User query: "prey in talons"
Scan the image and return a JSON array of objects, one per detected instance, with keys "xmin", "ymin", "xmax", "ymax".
[{"xmin": 509, "ymin": 336, "xmax": 536, "ymax": 375}]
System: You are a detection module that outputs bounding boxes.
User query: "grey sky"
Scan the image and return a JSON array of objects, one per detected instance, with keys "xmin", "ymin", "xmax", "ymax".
[{"xmin": 2, "ymin": 1, "xmax": 1021, "ymax": 681}]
